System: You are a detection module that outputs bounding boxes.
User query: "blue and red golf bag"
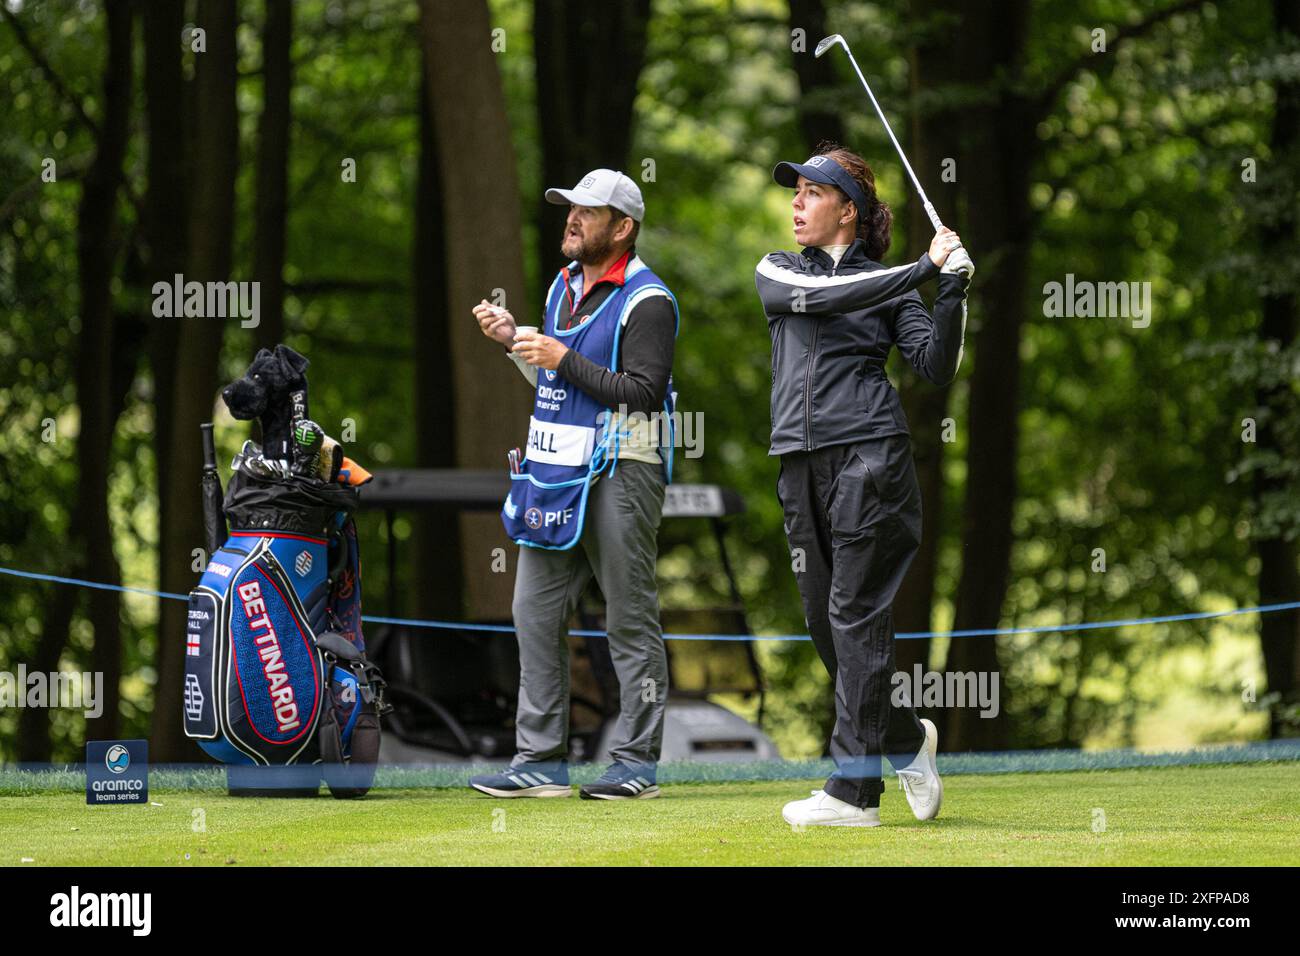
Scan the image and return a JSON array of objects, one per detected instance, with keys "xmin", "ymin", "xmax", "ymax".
[{"xmin": 183, "ymin": 428, "xmax": 387, "ymax": 798}]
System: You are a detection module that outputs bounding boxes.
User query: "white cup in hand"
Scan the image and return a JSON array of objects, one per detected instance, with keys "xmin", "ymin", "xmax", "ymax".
[{"xmin": 514, "ymin": 326, "xmax": 539, "ymax": 341}]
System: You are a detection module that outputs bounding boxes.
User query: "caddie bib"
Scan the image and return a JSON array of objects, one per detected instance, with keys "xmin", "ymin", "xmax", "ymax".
[{"xmin": 502, "ymin": 257, "xmax": 679, "ymax": 550}]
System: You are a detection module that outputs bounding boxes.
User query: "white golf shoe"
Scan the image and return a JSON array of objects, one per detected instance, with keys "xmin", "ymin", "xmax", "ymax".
[
  {"xmin": 782, "ymin": 789, "xmax": 881, "ymax": 828},
  {"xmin": 896, "ymin": 718, "xmax": 943, "ymax": 820}
]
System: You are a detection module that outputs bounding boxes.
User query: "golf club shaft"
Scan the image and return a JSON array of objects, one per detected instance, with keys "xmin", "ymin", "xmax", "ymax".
[
  {"xmin": 822, "ymin": 36, "xmax": 969, "ymax": 275},
  {"xmin": 838, "ymin": 45, "xmax": 941, "ymax": 231}
]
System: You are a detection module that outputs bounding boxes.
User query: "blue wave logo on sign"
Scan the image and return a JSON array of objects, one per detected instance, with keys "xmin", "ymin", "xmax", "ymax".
[{"xmin": 105, "ymin": 744, "xmax": 130, "ymax": 774}]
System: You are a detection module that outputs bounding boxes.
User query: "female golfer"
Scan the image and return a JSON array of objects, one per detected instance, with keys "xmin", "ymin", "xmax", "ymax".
[{"xmin": 755, "ymin": 142, "xmax": 973, "ymax": 828}]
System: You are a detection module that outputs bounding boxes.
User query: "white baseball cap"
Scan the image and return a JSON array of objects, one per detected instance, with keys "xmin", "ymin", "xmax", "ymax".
[{"xmin": 545, "ymin": 168, "xmax": 645, "ymax": 222}]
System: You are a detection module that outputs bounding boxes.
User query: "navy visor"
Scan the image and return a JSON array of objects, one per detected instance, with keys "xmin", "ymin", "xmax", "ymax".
[{"xmin": 773, "ymin": 155, "xmax": 871, "ymax": 223}]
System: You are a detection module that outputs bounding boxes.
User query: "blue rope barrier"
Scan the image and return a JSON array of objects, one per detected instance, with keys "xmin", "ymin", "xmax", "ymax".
[
  {"xmin": 0, "ymin": 565, "xmax": 188, "ymax": 601},
  {"xmin": 3, "ymin": 563, "xmax": 1296, "ymax": 642}
]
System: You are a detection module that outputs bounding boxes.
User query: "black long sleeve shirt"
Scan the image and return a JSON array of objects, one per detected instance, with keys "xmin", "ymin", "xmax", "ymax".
[{"xmin": 754, "ymin": 241, "xmax": 968, "ymax": 454}]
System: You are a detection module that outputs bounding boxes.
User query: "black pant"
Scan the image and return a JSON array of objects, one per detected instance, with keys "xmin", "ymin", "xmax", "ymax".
[{"xmin": 777, "ymin": 434, "xmax": 927, "ymax": 808}]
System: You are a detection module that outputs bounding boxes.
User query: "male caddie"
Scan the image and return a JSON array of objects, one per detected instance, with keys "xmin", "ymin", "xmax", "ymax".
[{"xmin": 468, "ymin": 169, "xmax": 679, "ymax": 801}]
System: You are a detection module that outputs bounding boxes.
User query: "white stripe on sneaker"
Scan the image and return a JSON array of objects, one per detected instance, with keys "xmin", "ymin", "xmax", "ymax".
[{"xmin": 518, "ymin": 773, "xmax": 540, "ymax": 786}]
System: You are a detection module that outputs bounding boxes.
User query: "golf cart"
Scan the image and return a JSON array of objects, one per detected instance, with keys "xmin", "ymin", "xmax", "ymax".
[{"xmin": 358, "ymin": 469, "xmax": 779, "ymax": 765}]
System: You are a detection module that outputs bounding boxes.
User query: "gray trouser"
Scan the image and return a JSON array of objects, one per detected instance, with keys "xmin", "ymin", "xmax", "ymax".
[{"xmin": 510, "ymin": 458, "xmax": 668, "ymax": 769}]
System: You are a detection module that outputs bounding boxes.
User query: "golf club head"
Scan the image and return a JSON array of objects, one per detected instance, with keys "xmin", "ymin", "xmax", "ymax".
[{"xmin": 814, "ymin": 34, "xmax": 844, "ymax": 58}]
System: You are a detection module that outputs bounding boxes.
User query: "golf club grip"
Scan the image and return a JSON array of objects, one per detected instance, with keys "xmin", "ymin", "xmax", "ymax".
[
  {"xmin": 201, "ymin": 422, "xmax": 217, "ymax": 471},
  {"xmin": 923, "ymin": 202, "xmax": 971, "ymax": 278},
  {"xmin": 923, "ymin": 200, "xmax": 943, "ymax": 232}
]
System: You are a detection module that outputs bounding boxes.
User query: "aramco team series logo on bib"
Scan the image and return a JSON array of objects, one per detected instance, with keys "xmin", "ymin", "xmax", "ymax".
[{"xmin": 525, "ymin": 507, "xmax": 543, "ymax": 529}]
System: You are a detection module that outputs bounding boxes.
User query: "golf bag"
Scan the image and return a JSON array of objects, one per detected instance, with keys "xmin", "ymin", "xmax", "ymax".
[{"xmin": 183, "ymin": 445, "xmax": 387, "ymax": 798}]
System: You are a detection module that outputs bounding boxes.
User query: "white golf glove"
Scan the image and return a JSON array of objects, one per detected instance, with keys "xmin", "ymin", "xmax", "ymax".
[{"xmin": 942, "ymin": 246, "xmax": 974, "ymax": 280}]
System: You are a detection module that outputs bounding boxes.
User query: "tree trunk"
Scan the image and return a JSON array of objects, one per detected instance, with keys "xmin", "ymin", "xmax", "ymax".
[
  {"xmin": 77, "ymin": 0, "xmax": 135, "ymax": 744},
  {"xmin": 893, "ymin": 0, "xmax": 967, "ymax": 682},
  {"xmin": 943, "ymin": 0, "xmax": 1032, "ymax": 752},
  {"xmin": 533, "ymin": 0, "xmax": 651, "ymax": 304},
  {"xmin": 18, "ymin": 0, "xmax": 135, "ymax": 758},
  {"xmin": 142, "ymin": 0, "xmax": 190, "ymax": 758},
  {"xmin": 418, "ymin": 0, "xmax": 533, "ymax": 619},
  {"xmin": 1256, "ymin": 0, "xmax": 1300, "ymax": 738},
  {"xmin": 411, "ymin": 54, "xmax": 463, "ymax": 620},
  {"xmin": 253, "ymin": 0, "xmax": 292, "ymax": 352},
  {"xmin": 142, "ymin": 0, "xmax": 188, "ymax": 456},
  {"xmin": 152, "ymin": 0, "xmax": 239, "ymax": 760},
  {"xmin": 787, "ymin": 0, "xmax": 844, "ymax": 147}
]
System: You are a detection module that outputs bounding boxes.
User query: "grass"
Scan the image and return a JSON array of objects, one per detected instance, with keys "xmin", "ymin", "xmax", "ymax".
[{"xmin": 1, "ymin": 762, "xmax": 1297, "ymax": 866}]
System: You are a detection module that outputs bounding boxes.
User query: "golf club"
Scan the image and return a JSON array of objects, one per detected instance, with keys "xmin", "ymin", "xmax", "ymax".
[{"xmin": 815, "ymin": 33, "xmax": 970, "ymax": 277}]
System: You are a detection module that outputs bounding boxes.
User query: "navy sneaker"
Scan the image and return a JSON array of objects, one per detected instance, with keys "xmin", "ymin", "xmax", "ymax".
[
  {"xmin": 469, "ymin": 761, "xmax": 572, "ymax": 798},
  {"xmin": 579, "ymin": 762, "xmax": 660, "ymax": 800}
]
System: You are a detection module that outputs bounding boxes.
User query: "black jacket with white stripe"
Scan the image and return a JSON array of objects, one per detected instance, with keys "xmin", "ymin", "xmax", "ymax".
[{"xmin": 754, "ymin": 239, "xmax": 969, "ymax": 456}]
